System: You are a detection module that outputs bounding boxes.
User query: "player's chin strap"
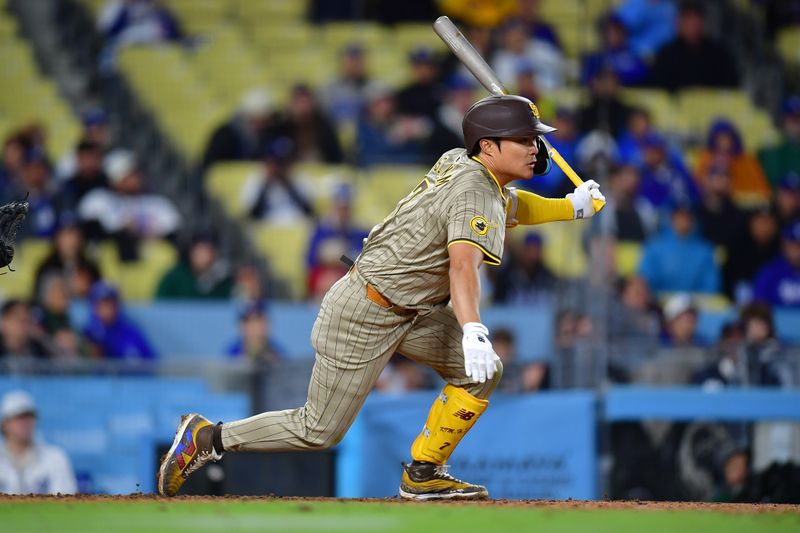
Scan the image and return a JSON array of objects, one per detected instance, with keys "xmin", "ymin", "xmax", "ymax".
[{"xmin": 410, "ymin": 384, "xmax": 489, "ymax": 464}]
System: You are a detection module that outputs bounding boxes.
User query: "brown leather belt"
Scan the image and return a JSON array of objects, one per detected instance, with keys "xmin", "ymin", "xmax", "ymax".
[
  {"xmin": 366, "ymin": 281, "xmax": 392, "ymax": 308},
  {"xmin": 351, "ymin": 265, "xmax": 415, "ymax": 315}
]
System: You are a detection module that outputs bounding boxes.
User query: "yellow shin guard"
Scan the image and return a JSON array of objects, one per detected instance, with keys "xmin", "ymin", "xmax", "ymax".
[{"xmin": 410, "ymin": 384, "xmax": 489, "ymax": 464}]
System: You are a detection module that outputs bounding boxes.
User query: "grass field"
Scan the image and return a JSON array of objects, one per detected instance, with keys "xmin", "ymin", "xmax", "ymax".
[{"xmin": 2, "ymin": 497, "xmax": 799, "ymax": 533}]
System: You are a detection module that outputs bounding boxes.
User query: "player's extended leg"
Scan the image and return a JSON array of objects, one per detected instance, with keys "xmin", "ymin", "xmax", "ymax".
[
  {"xmin": 395, "ymin": 304, "xmax": 503, "ymax": 500},
  {"xmin": 158, "ymin": 272, "xmax": 414, "ymax": 496}
]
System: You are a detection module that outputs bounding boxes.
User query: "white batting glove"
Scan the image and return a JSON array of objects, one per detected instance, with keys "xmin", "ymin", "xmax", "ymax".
[
  {"xmin": 566, "ymin": 180, "xmax": 606, "ymax": 219},
  {"xmin": 462, "ymin": 322, "xmax": 500, "ymax": 384}
]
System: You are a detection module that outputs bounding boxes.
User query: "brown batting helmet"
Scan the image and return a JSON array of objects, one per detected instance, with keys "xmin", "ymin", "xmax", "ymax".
[{"xmin": 462, "ymin": 95, "xmax": 556, "ymax": 155}]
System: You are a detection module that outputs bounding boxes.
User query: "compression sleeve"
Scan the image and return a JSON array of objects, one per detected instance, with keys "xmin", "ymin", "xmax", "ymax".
[{"xmin": 506, "ymin": 188, "xmax": 574, "ymax": 225}]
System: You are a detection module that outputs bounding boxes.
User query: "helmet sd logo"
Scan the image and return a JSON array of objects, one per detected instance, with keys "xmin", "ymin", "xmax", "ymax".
[
  {"xmin": 529, "ymin": 103, "xmax": 541, "ymax": 119},
  {"xmin": 470, "ymin": 216, "xmax": 490, "ymax": 236}
]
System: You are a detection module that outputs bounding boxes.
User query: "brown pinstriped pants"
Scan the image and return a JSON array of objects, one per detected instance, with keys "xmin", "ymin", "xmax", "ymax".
[{"xmin": 221, "ymin": 268, "xmax": 501, "ymax": 452}]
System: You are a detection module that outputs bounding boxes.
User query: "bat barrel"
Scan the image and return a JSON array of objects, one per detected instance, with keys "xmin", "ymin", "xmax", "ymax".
[{"xmin": 432, "ymin": 16, "xmax": 506, "ymax": 96}]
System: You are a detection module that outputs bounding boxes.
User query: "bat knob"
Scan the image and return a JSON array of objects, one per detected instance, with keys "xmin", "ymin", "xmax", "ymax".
[{"xmin": 592, "ymin": 198, "xmax": 606, "ymax": 214}]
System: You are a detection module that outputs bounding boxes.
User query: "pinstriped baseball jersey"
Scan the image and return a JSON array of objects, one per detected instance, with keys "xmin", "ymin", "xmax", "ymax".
[{"xmin": 356, "ymin": 148, "xmax": 507, "ymax": 308}]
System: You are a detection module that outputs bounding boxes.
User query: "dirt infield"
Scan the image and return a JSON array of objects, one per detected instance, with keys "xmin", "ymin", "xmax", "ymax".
[{"xmin": 0, "ymin": 494, "xmax": 797, "ymax": 514}]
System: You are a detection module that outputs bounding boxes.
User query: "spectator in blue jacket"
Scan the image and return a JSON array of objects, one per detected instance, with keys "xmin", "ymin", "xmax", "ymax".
[
  {"xmin": 306, "ymin": 183, "xmax": 368, "ymax": 270},
  {"xmin": 637, "ymin": 132, "xmax": 700, "ymax": 212},
  {"xmin": 639, "ymin": 204, "xmax": 721, "ymax": 293},
  {"xmin": 753, "ymin": 221, "xmax": 800, "ymax": 307},
  {"xmin": 615, "ymin": 0, "xmax": 677, "ymax": 58},
  {"xmin": 582, "ymin": 14, "xmax": 650, "ymax": 86},
  {"xmin": 83, "ymin": 282, "xmax": 156, "ymax": 362},
  {"xmin": 617, "ymin": 108, "xmax": 653, "ymax": 166}
]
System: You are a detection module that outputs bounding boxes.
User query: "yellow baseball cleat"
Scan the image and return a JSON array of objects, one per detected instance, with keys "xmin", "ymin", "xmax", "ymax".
[
  {"xmin": 398, "ymin": 461, "xmax": 489, "ymax": 500},
  {"xmin": 157, "ymin": 413, "xmax": 222, "ymax": 497}
]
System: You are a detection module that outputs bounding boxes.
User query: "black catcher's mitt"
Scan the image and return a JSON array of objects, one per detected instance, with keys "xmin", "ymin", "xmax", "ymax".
[{"xmin": 0, "ymin": 196, "xmax": 29, "ymax": 270}]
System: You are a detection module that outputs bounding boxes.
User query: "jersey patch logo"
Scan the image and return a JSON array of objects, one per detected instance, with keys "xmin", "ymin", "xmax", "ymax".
[{"xmin": 470, "ymin": 216, "xmax": 490, "ymax": 236}]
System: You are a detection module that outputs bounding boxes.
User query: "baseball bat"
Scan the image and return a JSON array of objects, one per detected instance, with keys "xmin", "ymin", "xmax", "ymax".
[{"xmin": 433, "ymin": 16, "xmax": 604, "ymax": 213}]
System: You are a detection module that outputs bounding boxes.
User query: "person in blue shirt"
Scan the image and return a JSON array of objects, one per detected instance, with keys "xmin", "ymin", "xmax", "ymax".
[
  {"xmin": 226, "ymin": 301, "xmax": 284, "ymax": 364},
  {"xmin": 617, "ymin": 107, "xmax": 652, "ymax": 166},
  {"xmin": 615, "ymin": 0, "xmax": 677, "ymax": 58},
  {"xmin": 637, "ymin": 132, "xmax": 700, "ymax": 211},
  {"xmin": 639, "ymin": 204, "xmax": 721, "ymax": 294},
  {"xmin": 753, "ymin": 221, "xmax": 800, "ymax": 307},
  {"xmin": 306, "ymin": 183, "xmax": 368, "ymax": 270},
  {"xmin": 83, "ymin": 282, "xmax": 156, "ymax": 362},
  {"xmin": 5, "ymin": 150, "xmax": 58, "ymax": 239},
  {"xmin": 582, "ymin": 14, "xmax": 650, "ymax": 86},
  {"xmin": 305, "ymin": 183, "xmax": 370, "ymax": 298}
]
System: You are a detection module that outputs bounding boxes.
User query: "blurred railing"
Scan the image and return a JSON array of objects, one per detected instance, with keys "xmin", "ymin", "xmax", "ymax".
[
  {"xmin": 3, "ymin": 342, "xmax": 798, "ymax": 393},
  {"xmin": 551, "ymin": 342, "xmax": 800, "ymax": 390}
]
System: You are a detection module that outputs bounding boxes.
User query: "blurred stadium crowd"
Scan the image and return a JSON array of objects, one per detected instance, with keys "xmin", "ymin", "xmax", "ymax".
[{"xmin": 1, "ymin": 0, "xmax": 800, "ymax": 501}]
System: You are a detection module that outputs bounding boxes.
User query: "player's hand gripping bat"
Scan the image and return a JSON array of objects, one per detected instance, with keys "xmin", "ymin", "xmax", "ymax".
[{"xmin": 433, "ymin": 16, "xmax": 605, "ymax": 213}]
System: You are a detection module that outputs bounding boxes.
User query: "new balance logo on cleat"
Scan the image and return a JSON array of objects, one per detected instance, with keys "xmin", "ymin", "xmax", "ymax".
[{"xmin": 452, "ymin": 409, "xmax": 475, "ymax": 421}]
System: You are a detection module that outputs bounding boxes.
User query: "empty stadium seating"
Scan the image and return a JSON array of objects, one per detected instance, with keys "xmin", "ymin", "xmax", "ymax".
[
  {"xmin": 117, "ymin": 46, "xmax": 228, "ymax": 160},
  {"xmin": 97, "ymin": 240, "xmax": 178, "ymax": 301},
  {"xmin": 0, "ymin": 10, "xmax": 80, "ymax": 161},
  {"xmin": 250, "ymin": 221, "xmax": 313, "ymax": 299}
]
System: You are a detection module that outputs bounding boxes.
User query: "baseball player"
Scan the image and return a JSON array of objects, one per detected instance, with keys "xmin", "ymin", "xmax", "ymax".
[{"xmin": 158, "ymin": 94, "xmax": 605, "ymax": 500}]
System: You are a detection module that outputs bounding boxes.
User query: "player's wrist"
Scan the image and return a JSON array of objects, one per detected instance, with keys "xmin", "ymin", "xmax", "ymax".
[
  {"xmin": 566, "ymin": 188, "xmax": 590, "ymax": 220},
  {"xmin": 463, "ymin": 322, "xmax": 489, "ymax": 337}
]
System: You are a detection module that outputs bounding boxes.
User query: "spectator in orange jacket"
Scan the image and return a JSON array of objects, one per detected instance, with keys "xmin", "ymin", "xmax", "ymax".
[{"xmin": 694, "ymin": 119, "xmax": 771, "ymax": 204}]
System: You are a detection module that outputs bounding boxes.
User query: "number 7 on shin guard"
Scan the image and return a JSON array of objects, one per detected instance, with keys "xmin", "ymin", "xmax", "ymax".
[{"xmin": 411, "ymin": 384, "xmax": 489, "ymax": 464}]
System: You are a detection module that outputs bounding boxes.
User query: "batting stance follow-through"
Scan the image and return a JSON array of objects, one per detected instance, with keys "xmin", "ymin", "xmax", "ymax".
[{"xmin": 157, "ymin": 94, "xmax": 605, "ymax": 501}]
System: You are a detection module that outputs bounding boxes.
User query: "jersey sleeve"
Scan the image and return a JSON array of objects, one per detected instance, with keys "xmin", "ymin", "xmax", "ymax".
[{"xmin": 446, "ymin": 189, "xmax": 505, "ymax": 265}]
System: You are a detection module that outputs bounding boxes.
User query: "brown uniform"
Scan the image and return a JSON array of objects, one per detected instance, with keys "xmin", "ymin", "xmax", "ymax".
[{"xmin": 221, "ymin": 149, "xmax": 507, "ymax": 452}]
